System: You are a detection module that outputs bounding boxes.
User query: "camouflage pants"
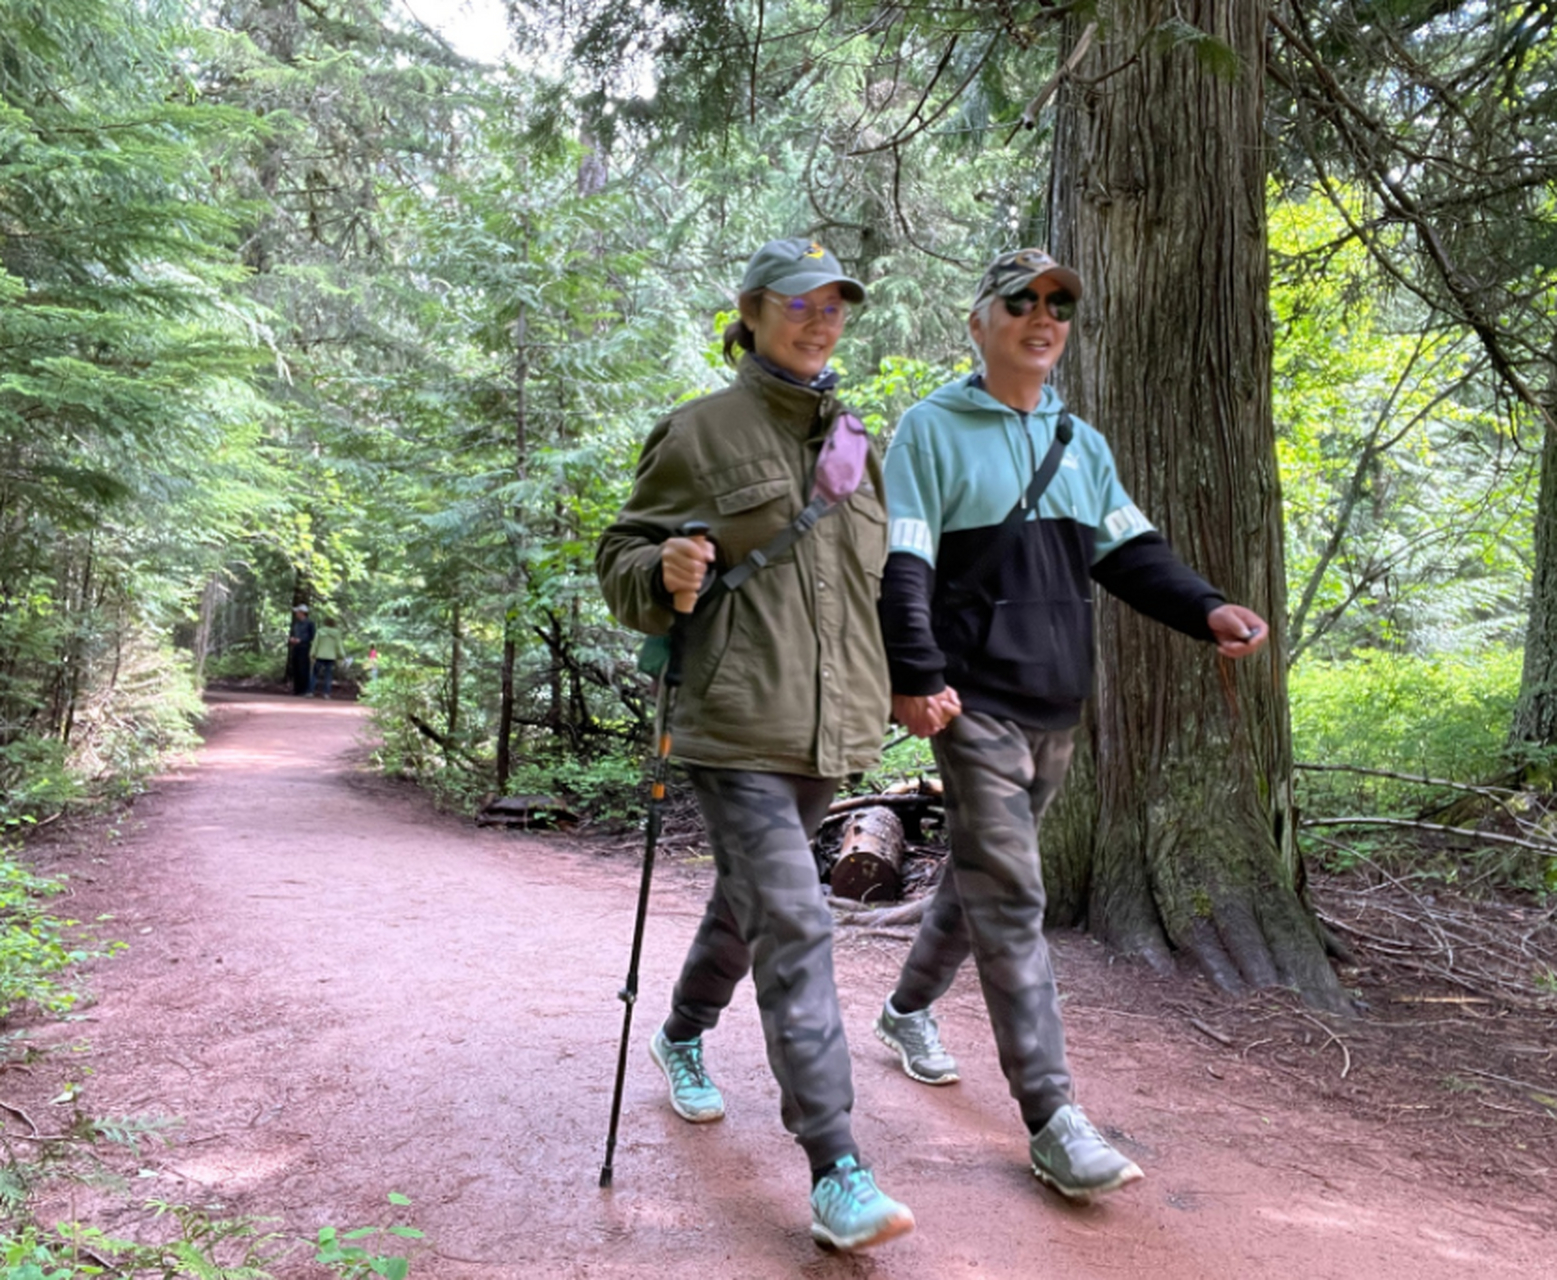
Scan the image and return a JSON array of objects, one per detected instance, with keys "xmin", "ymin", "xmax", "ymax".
[
  {"xmin": 894, "ymin": 711, "xmax": 1076, "ymax": 1129},
  {"xmin": 667, "ymin": 767, "xmax": 858, "ymax": 1170}
]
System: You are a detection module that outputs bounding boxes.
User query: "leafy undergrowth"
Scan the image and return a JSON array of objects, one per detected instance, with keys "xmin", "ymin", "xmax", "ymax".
[{"xmin": 0, "ymin": 1195, "xmax": 422, "ymax": 1279}]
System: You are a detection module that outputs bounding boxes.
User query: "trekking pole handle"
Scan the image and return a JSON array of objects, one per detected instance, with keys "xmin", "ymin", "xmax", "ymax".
[
  {"xmin": 671, "ymin": 521, "xmax": 711, "ymax": 614},
  {"xmin": 665, "ymin": 521, "xmax": 708, "ymax": 690}
]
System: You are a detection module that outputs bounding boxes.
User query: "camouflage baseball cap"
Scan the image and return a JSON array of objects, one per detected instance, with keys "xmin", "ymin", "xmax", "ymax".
[
  {"xmin": 972, "ymin": 248, "xmax": 1084, "ymax": 308},
  {"xmin": 741, "ymin": 237, "xmax": 866, "ymax": 303}
]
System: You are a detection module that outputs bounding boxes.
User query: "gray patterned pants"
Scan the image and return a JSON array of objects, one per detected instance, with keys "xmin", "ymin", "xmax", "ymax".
[
  {"xmin": 666, "ymin": 767, "xmax": 858, "ymax": 1170},
  {"xmin": 893, "ymin": 711, "xmax": 1077, "ymax": 1129}
]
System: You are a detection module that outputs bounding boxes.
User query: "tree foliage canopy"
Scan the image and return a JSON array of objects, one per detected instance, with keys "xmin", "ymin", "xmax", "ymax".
[{"xmin": 0, "ymin": 0, "xmax": 1547, "ymax": 845}]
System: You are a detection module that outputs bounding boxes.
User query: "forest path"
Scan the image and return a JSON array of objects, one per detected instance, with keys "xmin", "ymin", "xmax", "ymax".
[{"xmin": 27, "ymin": 690, "xmax": 1550, "ymax": 1279}]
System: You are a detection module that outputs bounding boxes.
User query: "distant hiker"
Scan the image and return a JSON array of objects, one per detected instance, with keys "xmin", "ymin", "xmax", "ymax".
[
  {"xmin": 286, "ymin": 604, "xmax": 315, "ymax": 696},
  {"xmin": 596, "ymin": 238, "xmax": 913, "ymax": 1253},
  {"xmin": 872, "ymin": 248, "xmax": 1271, "ymax": 1202},
  {"xmin": 365, "ymin": 645, "xmax": 379, "ymax": 681},
  {"xmin": 310, "ymin": 617, "xmax": 346, "ymax": 699}
]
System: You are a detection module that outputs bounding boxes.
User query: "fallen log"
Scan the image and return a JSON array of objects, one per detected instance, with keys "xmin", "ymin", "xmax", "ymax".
[
  {"xmin": 476, "ymin": 794, "xmax": 578, "ymax": 830},
  {"xmin": 881, "ymin": 777, "xmax": 943, "ymax": 797},
  {"xmin": 828, "ymin": 806, "xmax": 905, "ymax": 904},
  {"xmin": 823, "ymin": 790, "xmax": 941, "ymax": 819},
  {"xmin": 822, "ymin": 781, "xmax": 943, "ymax": 841}
]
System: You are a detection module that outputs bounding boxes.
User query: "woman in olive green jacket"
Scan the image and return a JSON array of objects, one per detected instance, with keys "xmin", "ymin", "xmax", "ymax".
[
  {"xmin": 309, "ymin": 617, "xmax": 346, "ymax": 699},
  {"xmin": 596, "ymin": 238, "xmax": 910, "ymax": 1254}
]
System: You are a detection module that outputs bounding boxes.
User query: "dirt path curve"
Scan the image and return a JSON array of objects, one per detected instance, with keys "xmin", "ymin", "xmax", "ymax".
[{"xmin": 31, "ymin": 692, "xmax": 1550, "ymax": 1278}]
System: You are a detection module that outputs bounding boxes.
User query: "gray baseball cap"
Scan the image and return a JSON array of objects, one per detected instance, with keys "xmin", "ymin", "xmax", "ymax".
[{"xmin": 740, "ymin": 238, "xmax": 866, "ymax": 303}]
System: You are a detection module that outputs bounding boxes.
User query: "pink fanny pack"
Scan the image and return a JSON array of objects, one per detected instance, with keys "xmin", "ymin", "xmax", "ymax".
[
  {"xmin": 811, "ymin": 412, "xmax": 870, "ymax": 508},
  {"xmin": 718, "ymin": 409, "xmax": 872, "ymax": 593}
]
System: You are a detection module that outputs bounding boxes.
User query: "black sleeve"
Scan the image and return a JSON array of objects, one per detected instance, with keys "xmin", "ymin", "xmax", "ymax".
[
  {"xmin": 1090, "ymin": 532, "xmax": 1225, "ymax": 642},
  {"xmin": 878, "ymin": 551, "xmax": 947, "ymax": 696}
]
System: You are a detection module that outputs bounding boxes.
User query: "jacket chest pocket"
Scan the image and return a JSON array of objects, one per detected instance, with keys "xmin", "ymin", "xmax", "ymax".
[
  {"xmin": 843, "ymin": 484, "xmax": 888, "ymax": 578},
  {"xmin": 705, "ymin": 460, "xmax": 797, "ymax": 566}
]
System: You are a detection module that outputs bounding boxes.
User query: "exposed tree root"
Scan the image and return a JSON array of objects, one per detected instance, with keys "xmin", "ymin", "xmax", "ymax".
[{"xmin": 829, "ymin": 896, "xmax": 927, "ymax": 928}]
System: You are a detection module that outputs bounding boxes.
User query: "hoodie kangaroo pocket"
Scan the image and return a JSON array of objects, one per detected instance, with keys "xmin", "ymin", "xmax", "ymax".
[{"xmin": 984, "ymin": 598, "xmax": 1093, "ymax": 702}]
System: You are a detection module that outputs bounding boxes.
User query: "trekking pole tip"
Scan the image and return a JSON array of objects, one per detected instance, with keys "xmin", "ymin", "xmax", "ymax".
[{"xmin": 599, "ymin": 1165, "xmax": 613, "ymax": 1189}]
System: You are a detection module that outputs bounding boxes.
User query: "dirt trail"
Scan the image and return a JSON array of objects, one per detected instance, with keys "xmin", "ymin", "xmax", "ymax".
[{"xmin": 22, "ymin": 691, "xmax": 1552, "ymax": 1278}]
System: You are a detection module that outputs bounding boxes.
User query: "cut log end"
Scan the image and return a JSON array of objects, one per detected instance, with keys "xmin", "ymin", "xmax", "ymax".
[{"xmin": 829, "ymin": 806, "xmax": 906, "ymax": 903}]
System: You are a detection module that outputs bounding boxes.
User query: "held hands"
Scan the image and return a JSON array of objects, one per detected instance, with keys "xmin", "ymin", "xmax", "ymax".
[
  {"xmin": 660, "ymin": 535, "xmax": 716, "ymax": 601},
  {"xmin": 892, "ymin": 687, "xmax": 963, "ymax": 739},
  {"xmin": 1207, "ymin": 604, "xmax": 1270, "ymax": 659}
]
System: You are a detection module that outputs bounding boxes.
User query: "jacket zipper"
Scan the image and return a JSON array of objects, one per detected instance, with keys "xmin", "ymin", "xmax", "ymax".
[{"xmin": 1018, "ymin": 409, "xmax": 1036, "ymax": 509}]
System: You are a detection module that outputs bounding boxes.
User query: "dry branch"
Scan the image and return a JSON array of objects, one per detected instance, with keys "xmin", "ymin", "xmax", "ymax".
[
  {"xmin": 1295, "ymin": 761, "xmax": 1520, "ymax": 798},
  {"xmin": 1315, "ymin": 874, "xmax": 1557, "ymax": 1011},
  {"xmin": 1302, "ymin": 815, "xmax": 1557, "ymax": 856}
]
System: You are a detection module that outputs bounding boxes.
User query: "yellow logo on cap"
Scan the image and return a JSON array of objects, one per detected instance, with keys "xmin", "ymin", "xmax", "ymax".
[{"xmin": 803, "ymin": 241, "xmax": 826, "ymax": 259}]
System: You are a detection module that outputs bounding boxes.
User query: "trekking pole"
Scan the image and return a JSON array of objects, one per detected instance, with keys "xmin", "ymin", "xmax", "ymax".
[{"xmin": 600, "ymin": 521, "xmax": 709, "ymax": 1190}]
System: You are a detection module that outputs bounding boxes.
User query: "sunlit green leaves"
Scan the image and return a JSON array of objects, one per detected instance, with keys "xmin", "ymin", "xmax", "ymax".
[{"xmin": 1271, "ymin": 188, "xmax": 1533, "ymax": 661}]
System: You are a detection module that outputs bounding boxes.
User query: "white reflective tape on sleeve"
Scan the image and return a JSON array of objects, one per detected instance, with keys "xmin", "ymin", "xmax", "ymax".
[
  {"xmin": 1102, "ymin": 503, "xmax": 1154, "ymax": 543},
  {"xmin": 889, "ymin": 517, "xmax": 935, "ymax": 559}
]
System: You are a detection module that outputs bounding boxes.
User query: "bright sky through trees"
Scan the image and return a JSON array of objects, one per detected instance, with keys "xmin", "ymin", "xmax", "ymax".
[{"xmin": 398, "ymin": 0, "xmax": 511, "ymax": 60}]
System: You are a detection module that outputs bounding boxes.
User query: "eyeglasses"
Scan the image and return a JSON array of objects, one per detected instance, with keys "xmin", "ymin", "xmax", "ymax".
[
  {"xmin": 1002, "ymin": 288, "xmax": 1077, "ymax": 323},
  {"xmin": 763, "ymin": 293, "xmax": 851, "ymax": 327}
]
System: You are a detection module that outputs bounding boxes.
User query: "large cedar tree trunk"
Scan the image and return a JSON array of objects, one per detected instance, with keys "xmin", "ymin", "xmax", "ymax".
[
  {"xmin": 1510, "ymin": 347, "xmax": 1557, "ymax": 757},
  {"xmin": 1046, "ymin": 2, "xmax": 1344, "ymax": 1010}
]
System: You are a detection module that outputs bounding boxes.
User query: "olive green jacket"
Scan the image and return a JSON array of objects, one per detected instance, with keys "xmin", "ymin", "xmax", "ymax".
[
  {"xmin": 310, "ymin": 625, "xmax": 346, "ymax": 662},
  {"xmin": 596, "ymin": 357, "xmax": 891, "ymax": 777}
]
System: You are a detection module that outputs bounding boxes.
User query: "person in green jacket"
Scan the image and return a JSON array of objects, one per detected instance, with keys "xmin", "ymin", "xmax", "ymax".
[
  {"xmin": 596, "ymin": 238, "xmax": 911, "ymax": 1254},
  {"xmin": 309, "ymin": 617, "xmax": 347, "ymax": 699}
]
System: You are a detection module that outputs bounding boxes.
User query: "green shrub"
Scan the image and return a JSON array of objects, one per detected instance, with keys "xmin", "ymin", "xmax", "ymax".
[
  {"xmin": 0, "ymin": 1195, "xmax": 422, "ymax": 1277},
  {"xmin": 1289, "ymin": 647, "xmax": 1522, "ymax": 815},
  {"xmin": 1289, "ymin": 648, "xmax": 1542, "ymax": 885},
  {"xmin": 363, "ymin": 663, "xmax": 490, "ymax": 811},
  {"xmin": 204, "ymin": 648, "xmax": 283, "ymax": 681},
  {"xmin": 0, "ymin": 854, "xmax": 91, "ymax": 1021},
  {"xmin": 858, "ymin": 731, "xmax": 937, "ymax": 794},
  {"xmin": 506, "ymin": 750, "xmax": 646, "ymax": 825},
  {"xmin": 0, "ymin": 739, "xmax": 82, "ymax": 833}
]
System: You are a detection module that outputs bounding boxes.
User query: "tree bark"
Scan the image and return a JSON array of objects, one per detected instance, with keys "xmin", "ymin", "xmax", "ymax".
[
  {"xmin": 497, "ymin": 634, "xmax": 517, "ymax": 788},
  {"xmin": 1047, "ymin": 1, "xmax": 1344, "ymax": 1010},
  {"xmin": 192, "ymin": 573, "xmax": 221, "ymax": 683},
  {"xmin": 1510, "ymin": 341, "xmax": 1557, "ymax": 759},
  {"xmin": 497, "ymin": 286, "xmax": 531, "ymax": 792},
  {"xmin": 448, "ymin": 599, "xmax": 462, "ymax": 741}
]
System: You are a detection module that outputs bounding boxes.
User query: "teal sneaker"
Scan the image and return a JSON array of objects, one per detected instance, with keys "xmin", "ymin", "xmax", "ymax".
[
  {"xmin": 1029, "ymin": 1105, "xmax": 1144, "ymax": 1201},
  {"xmin": 648, "ymin": 1025, "xmax": 725, "ymax": 1123},
  {"xmin": 875, "ymin": 998, "xmax": 959, "ymax": 1085},
  {"xmin": 809, "ymin": 1155, "xmax": 915, "ymax": 1252}
]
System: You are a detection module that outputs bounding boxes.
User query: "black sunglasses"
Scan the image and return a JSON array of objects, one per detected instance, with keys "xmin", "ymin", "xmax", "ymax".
[{"xmin": 1003, "ymin": 288, "xmax": 1077, "ymax": 322}]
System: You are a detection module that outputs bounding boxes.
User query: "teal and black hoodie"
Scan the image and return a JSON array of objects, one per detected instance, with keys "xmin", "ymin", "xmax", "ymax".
[{"xmin": 879, "ymin": 376, "xmax": 1225, "ymax": 729}]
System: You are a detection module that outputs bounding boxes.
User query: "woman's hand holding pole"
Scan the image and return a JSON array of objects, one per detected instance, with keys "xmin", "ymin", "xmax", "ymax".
[{"xmin": 661, "ymin": 533, "xmax": 716, "ymax": 607}]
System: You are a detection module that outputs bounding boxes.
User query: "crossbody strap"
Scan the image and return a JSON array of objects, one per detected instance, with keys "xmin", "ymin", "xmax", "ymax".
[
  {"xmin": 945, "ymin": 411, "xmax": 1073, "ymax": 601},
  {"xmin": 718, "ymin": 495, "xmax": 831, "ymax": 593},
  {"xmin": 717, "ymin": 405, "xmax": 869, "ymax": 594}
]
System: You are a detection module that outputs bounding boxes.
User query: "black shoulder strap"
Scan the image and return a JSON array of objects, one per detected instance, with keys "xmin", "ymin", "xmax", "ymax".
[
  {"xmin": 947, "ymin": 411, "xmax": 1073, "ymax": 601},
  {"xmin": 719, "ymin": 494, "xmax": 830, "ymax": 593}
]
